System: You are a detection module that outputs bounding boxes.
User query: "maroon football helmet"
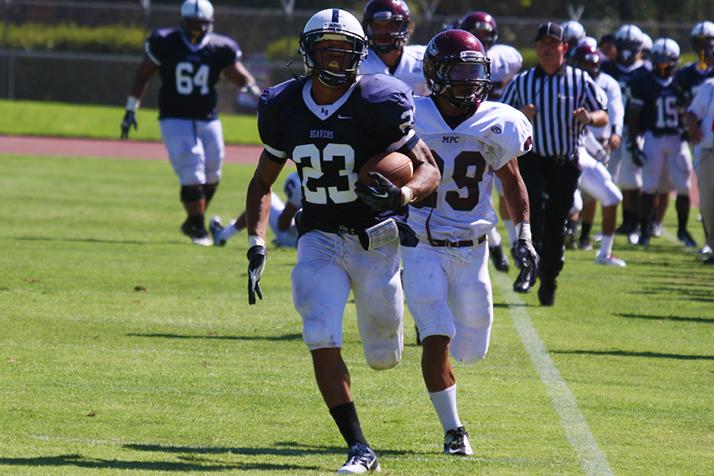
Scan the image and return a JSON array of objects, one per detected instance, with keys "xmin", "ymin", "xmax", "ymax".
[
  {"xmin": 424, "ymin": 29, "xmax": 492, "ymax": 110},
  {"xmin": 574, "ymin": 43, "xmax": 602, "ymax": 77},
  {"xmin": 458, "ymin": 11, "xmax": 498, "ymax": 49},
  {"xmin": 362, "ymin": 0, "xmax": 410, "ymax": 54}
]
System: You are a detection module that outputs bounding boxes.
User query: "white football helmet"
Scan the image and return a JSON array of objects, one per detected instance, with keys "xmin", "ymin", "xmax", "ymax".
[
  {"xmin": 180, "ymin": 0, "xmax": 214, "ymax": 44},
  {"xmin": 562, "ymin": 20, "xmax": 586, "ymax": 47},
  {"xmin": 691, "ymin": 21, "xmax": 714, "ymax": 55},
  {"xmin": 640, "ymin": 32, "xmax": 653, "ymax": 52},
  {"xmin": 652, "ymin": 37, "xmax": 680, "ymax": 77},
  {"xmin": 615, "ymin": 24, "xmax": 644, "ymax": 65},
  {"xmin": 299, "ymin": 8, "xmax": 368, "ymax": 87}
]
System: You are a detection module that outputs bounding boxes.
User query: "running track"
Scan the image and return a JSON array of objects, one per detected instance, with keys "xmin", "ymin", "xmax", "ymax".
[
  {"xmin": 0, "ymin": 135, "xmax": 262, "ymax": 164},
  {"xmin": 0, "ymin": 134, "xmax": 699, "ymax": 206}
]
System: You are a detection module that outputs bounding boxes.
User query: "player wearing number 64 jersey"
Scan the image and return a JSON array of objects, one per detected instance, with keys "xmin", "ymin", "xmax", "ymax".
[
  {"xmin": 402, "ymin": 29, "xmax": 537, "ymax": 456},
  {"xmin": 120, "ymin": 0, "xmax": 261, "ymax": 246}
]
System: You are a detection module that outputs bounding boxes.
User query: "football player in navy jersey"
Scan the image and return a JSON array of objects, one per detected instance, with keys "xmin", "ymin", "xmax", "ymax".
[
  {"xmin": 677, "ymin": 21, "xmax": 714, "ymax": 103},
  {"xmin": 244, "ymin": 8, "xmax": 439, "ymax": 474},
  {"xmin": 628, "ymin": 38, "xmax": 697, "ymax": 248},
  {"xmin": 120, "ymin": 0, "xmax": 261, "ymax": 246}
]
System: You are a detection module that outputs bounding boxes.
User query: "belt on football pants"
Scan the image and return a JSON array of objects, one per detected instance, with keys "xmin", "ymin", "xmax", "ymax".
[
  {"xmin": 428, "ymin": 235, "xmax": 486, "ymax": 248},
  {"xmin": 425, "ymin": 207, "xmax": 486, "ymax": 248}
]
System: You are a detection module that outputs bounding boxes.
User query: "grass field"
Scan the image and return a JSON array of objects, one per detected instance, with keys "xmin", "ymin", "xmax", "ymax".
[
  {"xmin": 1, "ymin": 151, "xmax": 712, "ymax": 475},
  {"xmin": 0, "ymin": 100, "xmax": 260, "ymax": 145}
]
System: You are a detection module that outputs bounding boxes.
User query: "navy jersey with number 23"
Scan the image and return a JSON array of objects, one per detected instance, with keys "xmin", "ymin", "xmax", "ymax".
[{"xmin": 258, "ymin": 74, "xmax": 418, "ymax": 231}]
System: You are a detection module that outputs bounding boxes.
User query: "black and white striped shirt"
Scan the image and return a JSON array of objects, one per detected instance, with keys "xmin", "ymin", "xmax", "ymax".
[{"xmin": 501, "ymin": 64, "xmax": 607, "ymax": 158}]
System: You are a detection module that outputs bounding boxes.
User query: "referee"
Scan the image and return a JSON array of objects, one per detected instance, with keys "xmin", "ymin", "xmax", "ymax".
[{"xmin": 501, "ymin": 22, "xmax": 608, "ymax": 306}]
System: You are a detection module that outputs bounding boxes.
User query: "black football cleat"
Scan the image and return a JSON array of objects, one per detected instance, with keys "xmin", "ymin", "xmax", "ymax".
[
  {"xmin": 537, "ymin": 276, "xmax": 557, "ymax": 306},
  {"xmin": 443, "ymin": 426, "xmax": 473, "ymax": 456}
]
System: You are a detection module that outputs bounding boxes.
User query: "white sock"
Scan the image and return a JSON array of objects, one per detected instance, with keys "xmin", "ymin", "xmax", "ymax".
[
  {"xmin": 503, "ymin": 219, "xmax": 517, "ymax": 246},
  {"xmin": 218, "ymin": 220, "xmax": 239, "ymax": 243},
  {"xmin": 487, "ymin": 227, "xmax": 502, "ymax": 247},
  {"xmin": 599, "ymin": 234, "xmax": 614, "ymax": 257},
  {"xmin": 428, "ymin": 385, "xmax": 462, "ymax": 433}
]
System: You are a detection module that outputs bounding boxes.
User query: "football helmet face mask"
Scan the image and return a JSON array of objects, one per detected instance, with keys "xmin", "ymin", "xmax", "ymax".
[
  {"xmin": 424, "ymin": 30, "xmax": 492, "ymax": 111},
  {"xmin": 458, "ymin": 11, "xmax": 498, "ymax": 49},
  {"xmin": 300, "ymin": 9, "xmax": 367, "ymax": 88},
  {"xmin": 615, "ymin": 24, "xmax": 644, "ymax": 66},
  {"xmin": 362, "ymin": 0, "xmax": 410, "ymax": 54},
  {"xmin": 651, "ymin": 38, "xmax": 680, "ymax": 79},
  {"xmin": 180, "ymin": 0, "xmax": 214, "ymax": 45},
  {"xmin": 574, "ymin": 43, "xmax": 601, "ymax": 77}
]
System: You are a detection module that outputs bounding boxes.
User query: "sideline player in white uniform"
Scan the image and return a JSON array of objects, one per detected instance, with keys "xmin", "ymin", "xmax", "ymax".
[
  {"xmin": 458, "ymin": 10, "xmax": 524, "ymax": 272},
  {"xmin": 359, "ymin": 0, "xmax": 429, "ymax": 95},
  {"xmin": 403, "ymin": 30, "xmax": 538, "ymax": 456},
  {"xmin": 570, "ymin": 43, "xmax": 626, "ymax": 266},
  {"xmin": 209, "ymin": 172, "xmax": 301, "ymax": 247},
  {"xmin": 245, "ymin": 9, "xmax": 440, "ymax": 473},
  {"xmin": 120, "ymin": 0, "xmax": 261, "ymax": 246}
]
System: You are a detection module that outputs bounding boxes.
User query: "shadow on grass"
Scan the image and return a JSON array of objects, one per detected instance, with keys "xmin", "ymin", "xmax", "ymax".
[
  {"xmin": 493, "ymin": 302, "xmax": 532, "ymax": 308},
  {"xmin": 615, "ymin": 312, "xmax": 714, "ymax": 324},
  {"xmin": 0, "ymin": 453, "xmax": 321, "ymax": 471},
  {"xmin": 551, "ymin": 349, "xmax": 714, "ymax": 361},
  {"xmin": 13, "ymin": 236, "xmax": 185, "ymax": 246},
  {"xmin": 124, "ymin": 441, "xmax": 422, "ymax": 457},
  {"xmin": 127, "ymin": 333, "xmax": 302, "ymax": 342}
]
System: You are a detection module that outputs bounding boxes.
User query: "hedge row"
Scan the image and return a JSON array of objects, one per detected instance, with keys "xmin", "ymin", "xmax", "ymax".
[{"xmin": 6, "ymin": 23, "xmax": 146, "ymax": 53}]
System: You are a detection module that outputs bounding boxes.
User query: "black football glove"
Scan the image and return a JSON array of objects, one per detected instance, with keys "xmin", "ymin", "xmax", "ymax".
[
  {"xmin": 354, "ymin": 172, "xmax": 403, "ymax": 212},
  {"xmin": 120, "ymin": 110, "xmax": 137, "ymax": 139},
  {"xmin": 247, "ymin": 245, "xmax": 266, "ymax": 305},
  {"xmin": 512, "ymin": 239, "xmax": 540, "ymax": 293}
]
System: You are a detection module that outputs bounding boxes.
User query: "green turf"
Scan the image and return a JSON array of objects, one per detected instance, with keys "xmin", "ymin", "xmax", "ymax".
[
  {"xmin": 0, "ymin": 154, "xmax": 712, "ymax": 475},
  {"xmin": 0, "ymin": 99, "xmax": 260, "ymax": 145}
]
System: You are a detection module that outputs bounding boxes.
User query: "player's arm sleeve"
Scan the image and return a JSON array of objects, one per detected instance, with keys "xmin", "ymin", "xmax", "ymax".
[
  {"xmin": 374, "ymin": 88, "xmax": 419, "ymax": 154},
  {"xmin": 608, "ymin": 79, "xmax": 624, "ymax": 136},
  {"xmin": 487, "ymin": 110, "xmax": 533, "ymax": 170},
  {"xmin": 687, "ymin": 82, "xmax": 711, "ymax": 119},
  {"xmin": 257, "ymin": 92, "xmax": 289, "ymax": 164},
  {"xmin": 144, "ymin": 31, "xmax": 164, "ymax": 66}
]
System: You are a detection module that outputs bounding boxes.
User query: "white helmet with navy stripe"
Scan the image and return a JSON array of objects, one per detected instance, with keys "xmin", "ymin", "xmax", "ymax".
[
  {"xmin": 615, "ymin": 24, "xmax": 644, "ymax": 65},
  {"xmin": 690, "ymin": 21, "xmax": 714, "ymax": 55},
  {"xmin": 180, "ymin": 0, "xmax": 214, "ymax": 44},
  {"xmin": 299, "ymin": 8, "xmax": 368, "ymax": 87},
  {"xmin": 652, "ymin": 37, "xmax": 680, "ymax": 77},
  {"xmin": 562, "ymin": 20, "xmax": 586, "ymax": 47}
]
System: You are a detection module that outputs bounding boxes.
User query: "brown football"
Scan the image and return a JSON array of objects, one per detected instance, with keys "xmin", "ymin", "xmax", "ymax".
[{"xmin": 358, "ymin": 151, "xmax": 413, "ymax": 187}]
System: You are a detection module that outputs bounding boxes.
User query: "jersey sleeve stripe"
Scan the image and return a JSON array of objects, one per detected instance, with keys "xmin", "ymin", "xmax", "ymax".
[
  {"xmin": 144, "ymin": 42, "xmax": 161, "ymax": 66},
  {"xmin": 386, "ymin": 129, "xmax": 416, "ymax": 153},
  {"xmin": 263, "ymin": 143, "xmax": 288, "ymax": 159}
]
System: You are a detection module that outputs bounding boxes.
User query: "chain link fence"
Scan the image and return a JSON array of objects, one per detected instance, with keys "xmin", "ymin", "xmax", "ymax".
[{"xmin": 0, "ymin": 0, "xmax": 699, "ymax": 110}]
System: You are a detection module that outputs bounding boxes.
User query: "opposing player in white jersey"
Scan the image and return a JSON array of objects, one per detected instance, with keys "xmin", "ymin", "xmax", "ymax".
[
  {"xmin": 458, "ymin": 11, "xmax": 524, "ymax": 272},
  {"xmin": 359, "ymin": 0, "xmax": 429, "ymax": 95},
  {"xmin": 403, "ymin": 30, "xmax": 538, "ymax": 456},
  {"xmin": 570, "ymin": 43, "xmax": 626, "ymax": 266},
  {"xmin": 209, "ymin": 172, "xmax": 301, "ymax": 247}
]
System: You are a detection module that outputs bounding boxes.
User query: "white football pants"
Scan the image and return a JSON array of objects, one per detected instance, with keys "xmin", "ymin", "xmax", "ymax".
[{"xmin": 159, "ymin": 118, "xmax": 224, "ymax": 185}]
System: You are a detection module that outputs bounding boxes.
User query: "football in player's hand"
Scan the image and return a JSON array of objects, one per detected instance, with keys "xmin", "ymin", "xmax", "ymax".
[{"xmin": 358, "ymin": 151, "xmax": 413, "ymax": 187}]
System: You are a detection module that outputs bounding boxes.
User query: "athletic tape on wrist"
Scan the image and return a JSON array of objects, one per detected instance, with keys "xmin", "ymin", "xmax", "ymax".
[
  {"xmin": 515, "ymin": 222, "xmax": 532, "ymax": 242},
  {"xmin": 400, "ymin": 186, "xmax": 414, "ymax": 206},
  {"xmin": 125, "ymin": 96, "xmax": 141, "ymax": 112},
  {"xmin": 248, "ymin": 235, "xmax": 265, "ymax": 249}
]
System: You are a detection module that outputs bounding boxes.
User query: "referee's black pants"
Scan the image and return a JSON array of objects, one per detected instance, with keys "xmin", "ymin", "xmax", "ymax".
[{"xmin": 517, "ymin": 153, "xmax": 582, "ymax": 280}]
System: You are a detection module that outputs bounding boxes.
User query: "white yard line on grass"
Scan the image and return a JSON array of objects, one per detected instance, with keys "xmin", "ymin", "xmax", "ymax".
[{"xmin": 492, "ymin": 272, "xmax": 614, "ymax": 476}]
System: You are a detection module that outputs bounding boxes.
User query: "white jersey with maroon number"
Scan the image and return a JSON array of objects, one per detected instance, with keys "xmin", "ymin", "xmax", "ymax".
[
  {"xmin": 360, "ymin": 45, "xmax": 430, "ymax": 96},
  {"xmin": 410, "ymin": 97, "xmax": 533, "ymax": 241}
]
